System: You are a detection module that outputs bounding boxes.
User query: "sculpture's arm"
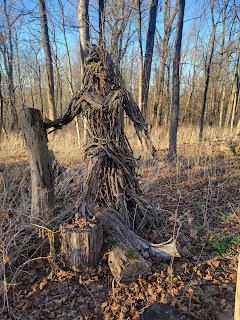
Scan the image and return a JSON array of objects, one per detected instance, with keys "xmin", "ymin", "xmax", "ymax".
[
  {"xmin": 44, "ymin": 91, "xmax": 102, "ymax": 131},
  {"xmin": 44, "ymin": 90, "xmax": 84, "ymax": 130},
  {"xmin": 123, "ymin": 90, "xmax": 156, "ymax": 157}
]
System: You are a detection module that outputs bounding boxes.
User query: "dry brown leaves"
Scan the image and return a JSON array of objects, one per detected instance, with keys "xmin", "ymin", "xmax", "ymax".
[{"xmin": 1, "ymin": 141, "xmax": 239, "ymax": 319}]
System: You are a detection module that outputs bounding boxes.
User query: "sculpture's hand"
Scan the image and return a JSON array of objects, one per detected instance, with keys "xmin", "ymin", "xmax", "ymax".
[
  {"xmin": 123, "ymin": 89, "xmax": 156, "ymax": 158},
  {"xmin": 43, "ymin": 92, "xmax": 87, "ymax": 131}
]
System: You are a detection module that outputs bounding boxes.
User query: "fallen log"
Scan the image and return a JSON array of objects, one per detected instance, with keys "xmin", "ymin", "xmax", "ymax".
[
  {"xmin": 108, "ymin": 246, "xmax": 150, "ymax": 284},
  {"xmin": 97, "ymin": 209, "xmax": 180, "ymax": 283}
]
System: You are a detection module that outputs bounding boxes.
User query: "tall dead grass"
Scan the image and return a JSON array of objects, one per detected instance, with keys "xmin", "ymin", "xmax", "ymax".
[{"xmin": 0, "ymin": 124, "xmax": 232, "ymax": 165}]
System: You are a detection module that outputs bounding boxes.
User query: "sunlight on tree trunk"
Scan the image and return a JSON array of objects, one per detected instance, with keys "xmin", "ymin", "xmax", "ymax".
[{"xmin": 168, "ymin": 0, "xmax": 185, "ymax": 161}]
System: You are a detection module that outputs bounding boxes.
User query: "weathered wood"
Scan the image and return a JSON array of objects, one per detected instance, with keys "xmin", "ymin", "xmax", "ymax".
[
  {"xmin": 97, "ymin": 209, "xmax": 179, "ymax": 283},
  {"xmin": 108, "ymin": 246, "xmax": 151, "ymax": 283},
  {"xmin": 60, "ymin": 218, "xmax": 103, "ymax": 272},
  {"xmin": 19, "ymin": 108, "xmax": 54, "ymax": 223},
  {"xmin": 98, "ymin": 209, "xmax": 180, "ymax": 258},
  {"xmin": 98, "ymin": 209, "xmax": 145, "ymax": 251}
]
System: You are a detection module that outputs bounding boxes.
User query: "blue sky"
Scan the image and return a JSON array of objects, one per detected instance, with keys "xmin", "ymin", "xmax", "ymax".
[{"xmin": 1, "ymin": 0, "xmax": 238, "ymax": 83}]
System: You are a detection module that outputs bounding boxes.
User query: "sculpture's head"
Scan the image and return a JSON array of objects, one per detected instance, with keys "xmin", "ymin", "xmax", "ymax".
[{"xmin": 82, "ymin": 44, "xmax": 121, "ymax": 93}]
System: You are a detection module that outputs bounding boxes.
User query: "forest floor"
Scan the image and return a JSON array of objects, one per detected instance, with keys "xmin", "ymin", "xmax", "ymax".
[{"xmin": 0, "ymin": 126, "xmax": 239, "ymax": 320}]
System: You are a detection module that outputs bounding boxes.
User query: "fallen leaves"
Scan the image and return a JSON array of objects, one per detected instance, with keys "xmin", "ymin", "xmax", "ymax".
[{"xmin": 1, "ymin": 144, "xmax": 240, "ymax": 319}]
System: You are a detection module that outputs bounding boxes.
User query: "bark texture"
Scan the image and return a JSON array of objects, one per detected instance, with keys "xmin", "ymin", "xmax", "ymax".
[
  {"xmin": 137, "ymin": 0, "xmax": 143, "ymax": 111},
  {"xmin": 99, "ymin": 0, "xmax": 105, "ymax": 47},
  {"xmin": 199, "ymin": 1, "xmax": 216, "ymax": 140},
  {"xmin": 168, "ymin": 0, "xmax": 185, "ymax": 160},
  {"xmin": 38, "ymin": 0, "xmax": 57, "ymax": 120},
  {"xmin": 78, "ymin": 0, "xmax": 91, "ymax": 144},
  {"xmin": 99, "ymin": 208, "xmax": 151, "ymax": 283},
  {"xmin": 155, "ymin": 0, "xmax": 177, "ymax": 126},
  {"xmin": 142, "ymin": 0, "xmax": 159, "ymax": 120},
  {"xmin": 60, "ymin": 219, "xmax": 103, "ymax": 271},
  {"xmin": 108, "ymin": 246, "xmax": 150, "ymax": 284},
  {"xmin": 19, "ymin": 108, "xmax": 54, "ymax": 223},
  {"xmin": 3, "ymin": 0, "xmax": 18, "ymax": 130},
  {"xmin": 78, "ymin": 0, "xmax": 90, "ymax": 68},
  {"xmin": 98, "ymin": 209, "xmax": 179, "ymax": 282},
  {"xmin": 0, "ymin": 71, "xmax": 4, "ymax": 135}
]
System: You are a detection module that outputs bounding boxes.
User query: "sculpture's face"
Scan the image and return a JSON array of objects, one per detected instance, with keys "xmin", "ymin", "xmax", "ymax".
[{"xmin": 84, "ymin": 46, "xmax": 117, "ymax": 89}]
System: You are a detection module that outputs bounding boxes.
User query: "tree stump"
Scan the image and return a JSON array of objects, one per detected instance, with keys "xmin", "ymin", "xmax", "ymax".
[
  {"xmin": 19, "ymin": 108, "xmax": 54, "ymax": 224},
  {"xmin": 60, "ymin": 218, "xmax": 103, "ymax": 271}
]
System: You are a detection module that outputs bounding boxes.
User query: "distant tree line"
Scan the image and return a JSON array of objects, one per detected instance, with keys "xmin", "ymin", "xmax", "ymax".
[{"xmin": 0, "ymin": 0, "xmax": 239, "ymax": 157}]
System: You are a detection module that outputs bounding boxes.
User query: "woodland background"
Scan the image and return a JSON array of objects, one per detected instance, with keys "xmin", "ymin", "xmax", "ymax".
[
  {"xmin": 0, "ymin": 0, "xmax": 239, "ymax": 150},
  {"xmin": 0, "ymin": 1, "xmax": 240, "ymax": 319}
]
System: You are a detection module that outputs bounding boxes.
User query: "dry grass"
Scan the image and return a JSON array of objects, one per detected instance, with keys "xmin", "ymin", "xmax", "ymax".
[
  {"xmin": 0, "ymin": 125, "xmax": 239, "ymax": 319},
  {"xmin": 0, "ymin": 124, "xmax": 232, "ymax": 164}
]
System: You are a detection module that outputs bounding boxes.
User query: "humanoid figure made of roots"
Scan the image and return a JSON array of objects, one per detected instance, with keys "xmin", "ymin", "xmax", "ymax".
[{"xmin": 45, "ymin": 45, "xmax": 155, "ymax": 229}]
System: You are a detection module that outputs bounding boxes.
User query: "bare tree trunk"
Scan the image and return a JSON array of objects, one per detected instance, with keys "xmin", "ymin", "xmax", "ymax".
[
  {"xmin": 137, "ymin": 0, "xmax": 143, "ymax": 111},
  {"xmin": 182, "ymin": 66, "xmax": 196, "ymax": 123},
  {"xmin": 0, "ymin": 70, "xmax": 4, "ymax": 136},
  {"xmin": 216, "ymin": 0, "xmax": 228, "ymax": 123},
  {"xmin": 30, "ymin": 74, "xmax": 35, "ymax": 107},
  {"xmin": 19, "ymin": 108, "xmax": 54, "ymax": 223},
  {"xmin": 15, "ymin": 34, "xmax": 25, "ymax": 107},
  {"xmin": 35, "ymin": 52, "xmax": 44, "ymax": 114},
  {"xmin": 208, "ymin": 87, "xmax": 215, "ymax": 126},
  {"xmin": 99, "ymin": 0, "xmax": 105, "ymax": 47},
  {"xmin": 142, "ymin": 0, "xmax": 159, "ymax": 120},
  {"xmin": 164, "ymin": 61, "xmax": 171, "ymax": 126},
  {"xmin": 108, "ymin": 1, "xmax": 133, "ymax": 68},
  {"xmin": 60, "ymin": 220, "xmax": 103, "ymax": 272},
  {"xmin": 52, "ymin": 27, "xmax": 63, "ymax": 117},
  {"xmin": 78, "ymin": 0, "xmax": 90, "ymax": 145},
  {"xmin": 199, "ymin": 1, "xmax": 216, "ymax": 140},
  {"xmin": 78, "ymin": 0, "xmax": 90, "ymax": 70},
  {"xmin": 3, "ymin": 0, "xmax": 18, "ymax": 131},
  {"xmin": 219, "ymin": 83, "xmax": 226, "ymax": 128},
  {"xmin": 155, "ymin": 1, "xmax": 177, "ymax": 126},
  {"xmin": 181, "ymin": 33, "xmax": 199, "ymax": 123},
  {"xmin": 38, "ymin": 0, "xmax": 57, "ymax": 121},
  {"xmin": 168, "ymin": 0, "xmax": 185, "ymax": 160},
  {"xmin": 230, "ymin": 51, "xmax": 239, "ymax": 134},
  {"xmin": 58, "ymin": 0, "xmax": 74, "ymax": 95},
  {"xmin": 58, "ymin": 0, "xmax": 82, "ymax": 145},
  {"xmin": 225, "ymin": 80, "xmax": 234, "ymax": 128},
  {"xmin": 54, "ymin": 53, "xmax": 62, "ymax": 118}
]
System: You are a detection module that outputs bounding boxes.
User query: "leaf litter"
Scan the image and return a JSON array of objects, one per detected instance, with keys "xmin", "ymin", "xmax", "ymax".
[{"xmin": 0, "ymin": 142, "xmax": 239, "ymax": 319}]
